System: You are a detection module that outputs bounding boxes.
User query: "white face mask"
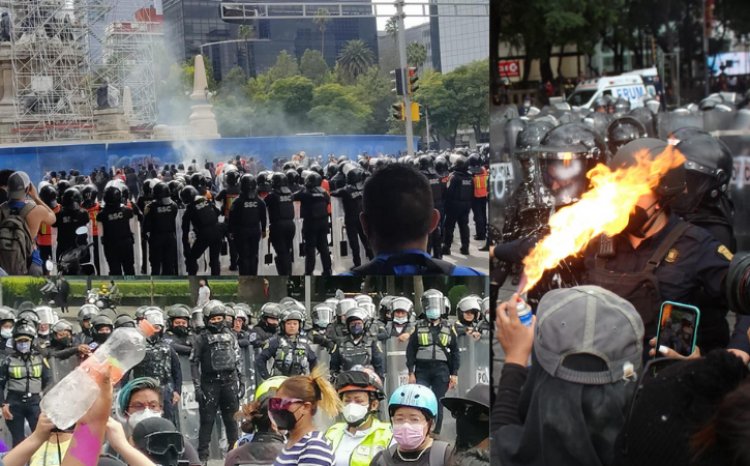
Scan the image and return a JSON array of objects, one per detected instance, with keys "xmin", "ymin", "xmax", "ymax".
[
  {"xmin": 128, "ymin": 408, "xmax": 162, "ymax": 429},
  {"xmin": 0, "ymin": 328, "xmax": 12, "ymax": 339},
  {"xmin": 342, "ymin": 402, "xmax": 369, "ymax": 426},
  {"xmin": 393, "ymin": 316, "xmax": 408, "ymax": 325}
]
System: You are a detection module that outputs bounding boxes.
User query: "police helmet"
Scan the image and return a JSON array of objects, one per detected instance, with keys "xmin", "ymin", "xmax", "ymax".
[
  {"xmin": 270, "ymin": 172, "xmax": 286, "ymax": 191},
  {"xmin": 143, "ymin": 308, "xmax": 165, "ymax": 329},
  {"xmin": 281, "ymin": 309, "xmax": 304, "ymax": 324},
  {"xmin": 389, "ymin": 296, "xmax": 414, "ymax": 314},
  {"xmin": 336, "ymin": 369, "xmax": 385, "ymax": 400},
  {"xmin": 225, "ymin": 169, "xmax": 240, "ymax": 188},
  {"xmin": 168, "ymin": 180, "xmax": 184, "ymax": 201},
  {"xmin": 515, "ymin": 121, "xmax": 554, "ymax": 155},
  {"xmin": 235, "ymin": 308, "xmax": 248, "ymax": 323},
  {"xmin": 179, "ymin": 185, "xmax": 199, "ymax": 205},
  {"xmin": 114, "ymin": 314, "xmax": 136, "ymax": 328},
  {"xmin": 421, "ymin": 289, "xmax": 445, "ymax": 316},
  {"xmin": 457, "ymin": 295, "xmax": 482, "ymax": 324},
  {"xmin": 56, "ymin": 180, "xmax": 71, "ymax": 201},
  {"xmin": 614, "ymin": 97, "xmax": 631, "ymax": 115},
  {"xmin": 337, "ymin": 298, "xmax": 358, "ymax": 318},
  {"xmin": 39, "ymin": 183, "xmax": 58, "ymax": 209},
  {"xmin": 190, "ymin": 173, "xmax": 206, "ymax": 191},
  {"xmin": 141, "ymin": 179, "xmax": 155, "ymax": 198},
  {"xmin": 0, "ymin": 307, "xmax": 15, "ymax": 324},
  {"xmin": 224, "ymin": 305, "xmax": 237, "ymax": 320},
  {"xmin": 77, "ymin": 304, "xmax": 100, "ymax": 323},
  {"xmin": 285, "ymin": 169, "xmax": 299, "ymax": 187},
  {"xmin": 607, "ymin": 116, "xmax": 648, "ymax": 156},
  {"xmin": 203, "ymin": 300, "xmax": 226, "ymax": 319},
  {"xmin": 346, "ymin": 168, "xmax": 364, "ymax": 186},
  {"xmin": 610, "ymin": 138, "xmax": 686, "ymax": 202},
  {"xmin": 434, "ymin": 156, "xmax": 449, "ymax": 177},
  {"xmin": 260, "ymin": 302, "xmax": 282, "ymax": 320},
  {"xmin": 167, "ymin": 305, "xmax": 191, "ymax": 321},
  {"xmin": 452, "ymin": 156, "xmax": 469, "ymax": 172},
  {"xmin": 91, "ymin": 315, "xmax": 114, "ymax": 332},
  {"xmin": 628, "ymin": 107, "xmax": 657, "ymax": 137},
  {"xmin": 13, "ymin": 320, "xmax": 37, "ymax": 340},
  {"xmin": 34, "ymin": 306, "xmax": 56, "ymax": 325},
  {"xmin": 673, "ymin": 135, "xmax": 733, "ymax": 213},
  {"xmin": 467, "ymin": 154, "xmax": 482, "ymax": 173},
  {"xmin": 257, "ymin": 171, "xmax": 272, "ymax": 192},
  {"xmin": 239, "ymin": 174, "xmax": 258, "ymax": 197},
  {"xmin": 153, "ymin": 182, "xmax": 171, "ymax": 202},
  {"xmin": 52, "ymin": 320, "xmax": 73, "ymax": 334},
  {"xmin": 354, "ymin": 295, "xmax": 373, "ymax": 307},
  {"xmin": 593, "ymin": 96, "xmax": 609, "ymax": 112},
  {"xmin": 134, "ymin": 306, "xmax": 149, "ymax": 321},
  {"xmin": 17, "ymin": 309, "xmax": 39, "ymax": 327},
  {"xmin": 312, "ymin": 303, "xmax": 334, "ymax": 328},
  {"xmin": 668, "ymin": 127, "xmax": 711, "ymax": 145},
  {"xmin": 417, "ymin": 155, "xmax": 434, "ymax": 174},
  {"xmin": 62, "ymin": 187, "xmax": 83, "ymax": 210},
  {"xmin": 81, "ymin": 184, "xmax": 98, "ymax": 208},
  {"xmin": 345, "ymin": 307, "xmax": 369, "ymax": 324},
  {"xmin": 304, "ymin": 172, "xmax": 322, "ymax": 190},
  {"xmin": 103, "ymin": 185, "xmax": 122, "ymax": 207},
  {"xmin": 388, "ymin": 384, "xmax": 438, "ymax": 419}
]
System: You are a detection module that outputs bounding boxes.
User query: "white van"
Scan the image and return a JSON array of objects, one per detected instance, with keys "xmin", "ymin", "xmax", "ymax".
[{"xmin": 567, "ymin": 74, "xmax": 647, "ymax": 109}]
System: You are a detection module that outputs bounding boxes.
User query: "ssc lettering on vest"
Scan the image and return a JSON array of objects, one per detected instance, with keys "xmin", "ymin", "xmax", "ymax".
[
  {"xmin": 351, "ymin": 191, "xmax": 362, "ymax": 199},
  {"xmin": 243, "ymin": 201, "xmax": 259, "ymax": 208},
  {"xmin": 461, "ymin": 180, "xmax": 473, "ymax": 186},
  {"xmin": 156, "ymin": 206, "xmax": 173, "ymax": 213},
  {"xmin": 280, "ymin": 195, "xmax": 292, "ymax": 202},
  {"xmin": 107, "ymin": 212, "xmax": 124, "ymax": 221},
  {"xmin": 312, "ymin": 193, "xmax": 326, "ymax": 198}
]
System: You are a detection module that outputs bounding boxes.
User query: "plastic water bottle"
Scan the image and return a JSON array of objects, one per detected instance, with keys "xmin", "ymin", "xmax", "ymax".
[
  {"xmin": 41, "ymin": 320, "xmax": 156, "ymax": 429},
  {"xmin": 516, "ymin": 298, "xmax": 533, "ymax": 328}
]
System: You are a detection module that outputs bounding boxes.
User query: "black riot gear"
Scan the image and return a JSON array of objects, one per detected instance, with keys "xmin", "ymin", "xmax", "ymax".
[
  {"xmin": 614, "ymin": 97, "xmax": 631, "ymax": 114},
  {"xmin": 103, "ymin": 185, "xmax": 122, "ymax": 207},
  {"xmin": 607, "ymin": 116, "xmax": 648, "ymax": 156},
  {"xmin": 239, "ymin": 174, "xmax": 258, "ymax": 197},
  {"xmin": 143, "ymin": 184, "xmax": 178, "ymax": 275},
  {"xmin": 61, "ymin": 188, "xmax": 82, "ymax": 210},
  {"xmin": 418, "ymin": 155, "xmax": 435, "ymax": 174},
  {"xmin": 39, "ymin": 184, "xmax": 58, "ymax": 209},
  {"xmin": 229, "ymin": 178, "xmax": 267, "ymax": 275},
  {"xmin": 81, "ymin": 184, "xmax": 98, "ymax": 209},
  {"xmin": 257, "ymin": 171, "xmax": 272, "ymax": 193},
  {"xmin": 182, "ymin": 194, "xmax": 222, "ymax": 276},
  {"xmin": 153, "ymin": 182, "xmax": 171, "ymax": 204},
  {"xmin": 265, "ymin": 174, "xmax": 296, "ymax": 275},
  {"xmin": 304, "ymin": 172, "xmax": 322, "ymax": 190},
  {"xmin": 225, "ymin": 170, "xmax": 240, "ymax": 188},
  {"xmin": 180, "ymin": 185, "xmax": 199, "ymax": 205},
  {"xmin": 293, "ymin": 174, "xmax": 332, "ymax": 275}
]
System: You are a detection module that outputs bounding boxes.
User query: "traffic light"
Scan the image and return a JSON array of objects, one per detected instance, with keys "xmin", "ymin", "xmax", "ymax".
[
  {"xmin": 391, "ymin": 102, "xmax": 404, "ymax": 121},
  {"xmin": 407, "ymin": 67, "xmax": 419, "ymax": 95},
  {"xmin": 411, "ymin": 102, "xmax": 420, "ymax": 122},
  {"xmin": 390, "ymin": 68, "xmax": 404, "ymax": 96}
]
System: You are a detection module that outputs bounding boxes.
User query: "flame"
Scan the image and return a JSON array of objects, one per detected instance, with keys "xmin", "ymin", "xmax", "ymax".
[{"xmin": 520, "ymin": 145, "xmax": 686, "ymax": 293}]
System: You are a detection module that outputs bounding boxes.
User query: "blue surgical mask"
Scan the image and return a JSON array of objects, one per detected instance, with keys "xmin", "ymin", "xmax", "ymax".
[
  {"xmin": 349, "ymin": 322, "xmax": 364, "ymax": 336},
  {"xmin": 425, "ymin": 308, "xmax": 441, "ymax": 320},
  {"xmin": 16, "ymin": 341, "xmax": 31, "ymax": 353}
]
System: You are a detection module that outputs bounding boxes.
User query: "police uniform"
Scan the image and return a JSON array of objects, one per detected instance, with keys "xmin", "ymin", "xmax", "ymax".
[
  {"xmin": 247, "ymin": 322, "xmax": 278, "ymax": 352},
  {"xmin": 97, "ymin": 204, "xmax": 135, "ymax": 275},
  {"xmin": 136, "ymin": 194, "xmax": 154, "ymax": 274},
  {"xmin": 228, "ymin": 194, "xmax": 267, "ymax": 275},
  {"xmin": 443, "ymin": 169, "xmax": 474, "ymax": 255},
  {"xmin": 329, "ymin": 335, "xmax": 384, "ymax": 381},
  {"xmin": 292, "ymin": 188, "xmax": 332, "ymax": 275},
  {"xmin": 217, "ymin": 186, "xmax": 241, "ymax": 271},
  {"xmin": 190, "ymin": 326, "xmax": 244, "ymax": 460},
  {"xmin": 325, "ymin": 321, "xmax": 349, "ymax": 346},
  {"xmin": 422, "ymin": 170, "xmax": 446, "ymax": 259},
  {"xmin": 0, "ymin": 348, "xmax": 51, "ymax": 446},
  {"xmin": 54, "ymin": 207, "xmax": 89, "ymax": 261},
  {"xmin": 254, "ymin": 335, "xmax": 317, "ymax": 380},
  {"xmin": 385, "ymin": 321, "xmax": 414, "ymax": 338},
  {"xmin": 165, "ymin": 329, "xmax": 192, "ymax": 356},
  {"xmin": 143, "ymin": 200, "xmax": 178, "ymax": 275},
  {"xmin": 264, "ymin": 190, "xmax": 296, "ymax": 275},
  {"xmin": 182, "ymin": 197, "xmax": 223, "ymax": 276},
  {"xmin": 131, "ymin": 334, "xmax": 182, "ymax": 423},
  {"xmin": 405, "ymin": 319, "xmax": 459, "ymax": 434},
  {"xmin": 325, "ymin": 419, "xmax": 392, "ymax": 466},
  {"xmin": 584, "ymin": 213, "xmax": 733, "ymax": 348},
  {"xmin": 330, "ymin": 185, "xmax": 372, "ymax": 267}
]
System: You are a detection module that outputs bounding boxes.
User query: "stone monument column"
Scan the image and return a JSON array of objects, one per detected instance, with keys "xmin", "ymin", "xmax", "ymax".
[{"xmin": 188, "ymin": 54, "xmax": 220, "ymax": 139}]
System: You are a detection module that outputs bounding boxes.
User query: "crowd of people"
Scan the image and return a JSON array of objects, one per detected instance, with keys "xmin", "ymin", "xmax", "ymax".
[
  {"xmin": 490, "ymin": 89, "xmax": 750, "ymax": 465},
  {"xmin": 0, "ymin": 148, "xmax": 488, "ymax": 277},
  {"xmin": 0, "ymin": 286, "xmax": 491, "ymax": 466}
]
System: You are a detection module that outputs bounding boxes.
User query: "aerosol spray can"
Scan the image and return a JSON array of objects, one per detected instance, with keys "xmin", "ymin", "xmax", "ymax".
[{"xmin": 515, "ymin": 296, "xmax": 533, "ymax": 328}]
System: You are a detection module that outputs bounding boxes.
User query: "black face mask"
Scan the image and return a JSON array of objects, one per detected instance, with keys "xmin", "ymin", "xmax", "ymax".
[
  {"xmin": 269, "ymin": 406, "xmax": 301, "ymax": 431},
  {"xmin": 93, "ymin": 332, "xmax": 110, "ymax": 344},
  {"xmin": 455, "ymin": 415, "xmax": 488, "ymax": 451},
  {"xmin": 207, "ymin": 321, "xmax": 224, "ymax": 333},
  {"xmin": 147, "ymin": 333, "xmax": 162, "ymax": 344},
  {"xmin": 265, "ymin": 322, "xmax": 278, "ymax": 332},
  {"xmin": 56, "ymin": 336, "xmax": 71, "ymax": 347},
  {"xmin": 623, "ymin": 201, "xmax": 660, "ymax": 238},
  {"xmin": 171, "ymin": 326, "xmax": 189, "ymax": 337}
]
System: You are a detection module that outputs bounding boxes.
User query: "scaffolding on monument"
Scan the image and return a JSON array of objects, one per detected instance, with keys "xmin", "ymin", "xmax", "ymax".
[{"xmin": 0, "ymin": 0, "xmax": 114, "ymax": 142}]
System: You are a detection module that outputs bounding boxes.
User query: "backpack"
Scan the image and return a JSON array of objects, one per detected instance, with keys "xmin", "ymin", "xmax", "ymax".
[{"xmin": 0, "ymin": 202, "xmax": 35, "ymax": 275}]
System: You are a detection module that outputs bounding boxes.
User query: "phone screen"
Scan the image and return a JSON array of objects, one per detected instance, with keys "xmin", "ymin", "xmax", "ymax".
[{"xmin": 655, "ymin": 301, "xmax": 700, "ymax": 357}]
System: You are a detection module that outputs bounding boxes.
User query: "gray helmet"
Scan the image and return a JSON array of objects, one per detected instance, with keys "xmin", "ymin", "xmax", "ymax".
[
  {"xmin": 235, "ymin": 308, "xmax": 248, "ymax": 323},
  {"xmin": 13, "ymin": 320, "xmax": 37, "ymax": 340},
  {"xmin": 90, "ymin": 315, "xmax": 114, "ymax": 331},
  {"xmin": 337, "ymin": 298, "xmax": 358, "ymax": 318},
  {"xmin": 203, "ymin": 300, "xmax": 226, "ymax": 319},
  {"xmin": 260, "ymin": 302, "xmax": 281, "ymax": 320},
  {"xmin": 457, "ymin": 295, "xmax": 482, "ymax": 313},
  {"xmin": 281, "ymin": 310, "xmax": 305, "ymax": 325},
  {"xmin": 354, "ymin": 295, "xmax": 373, "ymax": 307},
  {"xmin": 345, "ymin": 307, "xmax": 369, "ymax": 323},
  {"xmin": 143, "ymin": 308, "xmax": 165, "ymax": 328},
  {"xmin": 52, "ymin": 320, "xmax": 74, "ymax": 333},
  {"xmin": 17, "ymin": 310, "xmax": 40, "ymax": 327},
  {"xmin": 421, "ymin": 289, "xmax": 445, "ymax": 315},
  {"xmin": 167, "ymin": 305, "xmax": 191, "ymax": 321},
  {"xmin": 34, "ymin": 306, "xmax": 57, "ymax": 325},
  {"xmin": 312, "ymin": 303, "xmax": 335, "ymax": 328},
  {"xmin": 78, "ymin": 304, "xmax": 99, "ymax": 323},
  {"xmin": 389, "ymin": 297, "xmax": 414, "ymax": 314},
  {"xmin": 0, "ymin": 307, "xmax": 15, "ymax": 324},
  {"xmin": 114, "ymin": 314, "xmax": 136, "ymax": 328},
  {"xmin": 135, "ymin": 306, "xmax": 149, "ymax": 321}
]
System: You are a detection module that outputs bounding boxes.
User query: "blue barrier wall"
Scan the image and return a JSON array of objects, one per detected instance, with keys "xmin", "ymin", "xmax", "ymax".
[{"xmin": 0, "ymin": 135, "xmax": 416, "ymax": 183}]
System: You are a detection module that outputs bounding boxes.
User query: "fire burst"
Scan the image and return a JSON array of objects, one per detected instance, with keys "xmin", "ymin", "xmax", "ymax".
[{"xmin": 520, "ymin": 145, "xmax": 686, "ymax": 294}]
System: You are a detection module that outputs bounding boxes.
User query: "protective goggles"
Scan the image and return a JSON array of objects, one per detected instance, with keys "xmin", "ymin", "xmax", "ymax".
[
  {"xmin": 142, "ymin": 431, "xmax": 185, "ymax": 456},
  {"xmin": 269, "ymin": 397, "xmax": 303, "ymax": 411}
]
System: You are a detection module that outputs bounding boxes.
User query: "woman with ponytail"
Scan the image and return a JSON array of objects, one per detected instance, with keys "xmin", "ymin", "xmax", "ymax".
[
  {"xmin": 224, "ymin": 393, "xmax": 285, "ymax": 466},
  {"xmin": 270, "ymin": 366, "xmax": 342, "ymax": 466}
]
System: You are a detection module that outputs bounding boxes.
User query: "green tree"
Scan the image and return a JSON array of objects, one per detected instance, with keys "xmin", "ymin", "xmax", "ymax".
[
  {"xmin": 353, "ymin": 67, "xmax": 394, "ymax": 134},
  {"xmin": 445, "ymin": 60, "xmax": 489, "ymax": 143},
  {"xmin": 336, "ymin": 39, "xmax": 375, "ymax": 82},
  {"xmin": 300, "ymin": 49, "xmax": 330, "ymax": 85},
  {"xmin": 267, "ymin": 50, "xmax": 300, "ymax": 82},
  {"xmin": 407, "ymin": 42, "xmax": 427, "ymax": 68},
  {"xmin": 413, "ymin": 70, "xmax": 460, "ymax": 146},
  {"xmin": 385, "ymin": 16, "xmax": 399, "ymax": 43},
  {"xmin": 313, "ymin": 9, "xmax": 330, "ymax": 54},
  {"xmin": 308, "ymin": 83, "xmax": 371, "ymax": 134},
  {"xmin": 268, "ymin": 75, "xmax": 314, "ymax": 118}
]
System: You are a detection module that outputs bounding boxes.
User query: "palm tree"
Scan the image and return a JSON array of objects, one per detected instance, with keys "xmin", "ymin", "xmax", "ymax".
[
  {"xmin": 337, "ymin": 39, "xmax": 375, "ymax": 81},
  {"xmin": 238, "ymin": 25, "xmax": 254, "ymax": 74},
  {"xmin": 313, "ymin": 9, "xmax": 329, "ymax": 55},
  {"xmin": 407, "ymin": 42, "xmax": 427, "ymax": 68},
  {"xmin": 385, "ymin": 16, "xmax": 398, "ymax": 44}
]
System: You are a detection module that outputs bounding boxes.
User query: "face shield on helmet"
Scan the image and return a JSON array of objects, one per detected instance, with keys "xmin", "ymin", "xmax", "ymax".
[
  {"xmin": 421, "ymin": 290, "xmax": 444, "ymax": 320},
  {"xmin": 312, "ymin": 304, "xmax": 334, "ymax": 328},
  {"xmin": 538, "ymin": 152, "xmax": 589, "ymax": 206}
]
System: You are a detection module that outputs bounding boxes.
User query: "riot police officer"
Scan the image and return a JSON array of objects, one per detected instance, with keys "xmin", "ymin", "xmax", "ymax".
[
  {"xmin": 456, "ymin": 294, "xmax": 483, "ymax": 340},
  {"xmin": 309, "ymin": 303, "xmax": 335, "ymax": 351},
  {"xmin": 248, "ymin": 303, "xmax": 281, "ymax": 351},
  {"xmin": 217, "ymin": 167, "xmax": 242, "ymax": 271},
  {"xmin": 0, "ymin": 308, "xmax": 14, "ymax": 354},
  {"xmin": 97, "ymin": 184, "xmax": 136, "ymax": 275},
  {"xmin": 264, "ymin": 173, "xmax": 296, "ymax": 275},
  {"xmin": 165, "ymin": 305, "xmax": 192, "ymax": 356},
  {"xmin": 143, "ymin": 181, "xmax": 179, "ymax": 275},
  {"xmin": 329, "ymin": 307, "xmax": 384, "ymax": 381},
  {"xmin": 190, "ymin": 300, "xmax": 244, "ymax": 462},
  {"xmin": 229, "ymin": 174, "xmax": 267, "ymax": 275},
  {"xmin": 442, "ymin": 156, "xmax": 474, "ymax": 256},
  {"xmin": 330, "ymin": 167, "xmax": 372, "ymax": 267},
  {"xmin": 137, "ymin": 179, "xmax": 157, "ymax": 274},
  {"xmin": 0, "ymin": 320, "xmax": 51, "ymax": 446},
  {"xmin": 89, "ymin": 315, "xmax": 114, "ymax": 349},
  {"xmin": 48, "ymin": 320, "xmax": 85, "ymax": 361},
  {"xmin": 182, "ymin": 187, "xmax": 223, "ymax": 276},
  {"xmin": 469, "ymin": 153, "xmax": 489, "ymax": 242},
  {"xmin": 386, "ymin": 296, "xmax": 414, "ymax": 342},
  {"xmin": 406, "ymin": 289, "xmax": 459, "ymax": 435},
  {"xmin": 130, "ymin": 308, "xmax": 182, "ymax": 423},
  {"xmin": 419, "ymin": 155, "xmax": 446, "ymax": 259},
  {"xmin": 232, "ymin": 307, "xmax": 252, "ymax": 348},
  {"xmin": 55, "ymin": 187, "xmax": 89, "ymax": 261},
  {"xmin": 326, "ymin": 298, "xmax": 356, "ymax": 346},
  {"xmin": 255, "ymin": 310, "xmax": 317, "ymax": 380},
  {"xmin": 293, "ymin": 172, "xmax": 332, "ymax": 275},
  {"xmin": 74, "ymin": 304, "xmax": 99, "ymax": 345},
  {"xmin": 606, "ymin": 116, "xmax": 648, "ymax": 157}
]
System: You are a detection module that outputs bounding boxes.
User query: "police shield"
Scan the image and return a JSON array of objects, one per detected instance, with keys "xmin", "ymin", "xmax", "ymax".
[
  {"xmin": 384, "ymin": 337, "xmax": 409, "ymax": 398},
  {"xmin": 330, "ymin": 197, "xmax": 349, "ymax": 272},
  {"xmin": 175, "ymin": 209, "xmax": 187, "ymax": 276},
  {"xmin": 291, "ymin": 201, "xmax": 305, "ymax": 275},
  {"xmin": 177, "ymin": 355, "xmax": 200, "ymax": 451},
  {"xmin": 48, "ymin": 354, "xmax": 79, "ymax": 386},
  {"xmin": 95, "ymin": 221, "xmax": 109, "ymax": 276},
  {"xmin": 130, "ymin": 215, "xmax": 142, "ymax": 275},
  {"xmin": 239, "ymin": 345, "xmax": 255, "ymax": 403}
]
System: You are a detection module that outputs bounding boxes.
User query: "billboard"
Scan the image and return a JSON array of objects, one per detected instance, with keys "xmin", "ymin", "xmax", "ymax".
[{"xmin": 707, "ymin": 52, "xmax": 750, "ymax": 76}]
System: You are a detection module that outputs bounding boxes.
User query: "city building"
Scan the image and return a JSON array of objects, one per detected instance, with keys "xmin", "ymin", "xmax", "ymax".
[
  {"xmin": 377, "ymin": 22, "xmax": 433, "ymax": 72},
  {"xmin": 431, "ymin": 0, "xmax": 488, "ymax": 72}
]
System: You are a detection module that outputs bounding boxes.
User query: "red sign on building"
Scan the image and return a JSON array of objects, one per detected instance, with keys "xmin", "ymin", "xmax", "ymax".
[{"xmin": 498, "ymin": 60, "xmax": 520, "ymax": 78}]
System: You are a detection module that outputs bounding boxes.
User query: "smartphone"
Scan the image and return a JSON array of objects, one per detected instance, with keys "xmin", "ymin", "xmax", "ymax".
[{"xmin": 654, "ymin": 301, "xmax": 700, "ymax": 358}]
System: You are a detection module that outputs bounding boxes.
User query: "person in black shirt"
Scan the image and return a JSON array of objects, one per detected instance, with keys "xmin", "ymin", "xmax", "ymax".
[
  {"xmin": 181, "ymin": 187, "xmax": 223, "ymax": 276},
  {"xmin": 97, "ymin": 185, "xmax": 135, "ymax": 275},
  {"xmin": 229, "ymin": 174, "xmax": 267, "ymax": 275},
  {"xmin": 331, "ymin": 167, "xmax": 372, "ymax": 267},
  {"xmin": 262, "ymin": 173, "xmax": 296, "ymax": 275},
  {"xmin": 292, "ymin": 172, "xmax": 332, "ymax": 275},
  {"xmin": 55, "ymin": 187, "xmax": 90, "ymax": 261}
]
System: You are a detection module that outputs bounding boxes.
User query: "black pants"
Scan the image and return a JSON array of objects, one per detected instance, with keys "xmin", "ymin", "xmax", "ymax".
[
  {"xmin": 140, "ymin": 233, "xmax": 149, "ymax": 274},
  {"xmin": 92, "ymin": 235, "xmax": 101, "ymax": 275},
  {"xmin": 236, "ymin": 231, "xmax": 261, "ymax": 275},
  {"xmin": 188, "ymin": 235, "xmax": 221, "ymax": 276},
  {"xmin": 344, "ymin": 217, "xmax": 372, "ymax": 267},
  {"xmin": 103, "ymin": 238, "xmax": 135, "ymax": 275},
  {"xmin": 269, "ymin": 221, "xmax": 295, "ymax": 275},
  {"xmin": 443, "ymin": 202, "xmax": 471, "ymax": 250},
  {"xmin": 149, "ymin": 233, "xmax": 177, "ymax": 276},
  {"xmin": 415, "ymin": 363, "xmax": 450, "ymax": 434},
  {"xmin": 197, "ymin": 379, "xmax": 239, "ymax": 460},
  {"xmin": 303, "ymin": 220, "xmax": 331, "ymax": 275},
  {"xmin": 7, "ymin": 392, "xmax": 41, "ymax": 447},
  {"xmin": 226, "ymin": 225, "xmax": 238, "ymax": 270},
  {"xmin": 472, "ymin": 197, "xmax": 488, "ymax": 240},
  {"xmin": 428, "ymin": 204, "xmax": 445, "ymax": 259}
]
